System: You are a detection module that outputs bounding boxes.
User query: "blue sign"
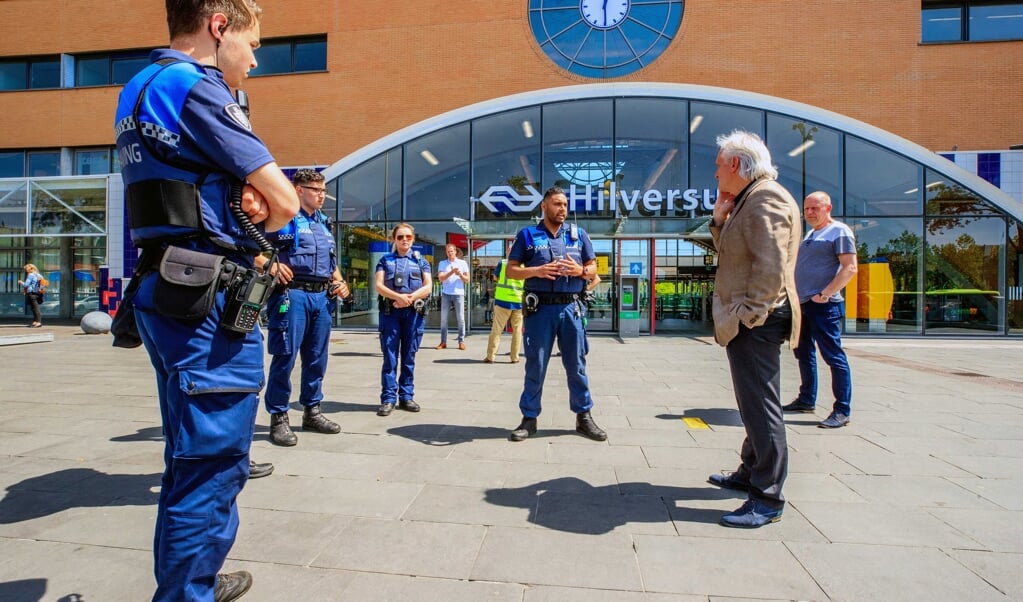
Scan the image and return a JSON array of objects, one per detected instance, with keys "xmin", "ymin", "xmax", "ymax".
[{"xmin": 630, "ymin": 262, "xmax": 643, "ymax": 275}]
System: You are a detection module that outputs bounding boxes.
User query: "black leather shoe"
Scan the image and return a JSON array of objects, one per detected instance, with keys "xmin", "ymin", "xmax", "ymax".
[
  {"xmin": 303, "ymin": 404, "xmax": 341, "ymax": 434},
  {"xmin": 398, "ymin": 399, "xmax": 421, "ymax": 412},
  {"xmin": 782, "ymin": 399, "xmax": 816, "ymax": 413},
  {"xmin": 269, "ymin": 412, "xmax": 297, "ymax": 446},
  {"xmin": 509, "ymin": 417, "xmax": 537, "ymax": 441},
  {"xmin": 575, "ymin": 411, "xmax": 607, "ymax": 441},
  {"xmin": 213, "ymin": 570, "xmax": 252, "ymax": 602},
  {"xmin": 377, "ymin": 403, "xmax": 395, "ymax": 417},
  {"xmin": 248, "ymin": 460, "xmax": 274, "ymax": 479},
  {"xmin": 708, "ymin": 471, "xmax": 751, "ymax": 492}
]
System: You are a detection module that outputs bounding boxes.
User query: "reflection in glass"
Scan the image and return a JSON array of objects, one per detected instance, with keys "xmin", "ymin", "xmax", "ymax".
[
  {"xmin": 339, "ymin": 151, "xmax": 400, "ymax": 223},
  {"xmin": 767, "ymin": 115, "xmax": 842, "ymax": 213},
  {"xmin": 0, "ymin": 180, "xmax": 28, "ymax": 235},
  {"xmin": 688, "ymin": 102, "xmax": 762, "ymax": 194},
  {"xmin": 28, "ymin": 152, "xmax": 60, "ymax": 177},
  {"xmin": 472, "ymin": 107, "xmax": 542, "ymax": 220},
  {"xmin": 852, "ymin": 217, "xmax": 922, "ymax": 334},
  {"xmin": 542, "ymin": 100, "xmax": 613, "ymax": 200},
  {"xmin": 1008, "ymin": 220, "xmax": 1023, "ymax": 333},
  {"xmin": 615, "ymin": 98, "xmax": 689, "ymax": 217},
  {"xmin": 29, "ymin": 179, "xmax": 107, "ymax": 235},
  {"xmin": 924, "ymin": 169, "xmax": 1000, "ymax": 217},
  {"xmin": 405, "ymin": 124, "xmax": 470, "ymax": 220},
  {"xmin": 925, "ymin": 216, "xmax": 1004, "ymax": 334},
  {"xmin": 845, "ymin": 137, "xmax": 921, "ymax": 217},
  {"xmin": 969, "ymin": 3, "xmax": 1023, "ymax": 41},
  {"xmin": 922, "ymin": 7, "xmax": 963, "ymax": 42}
]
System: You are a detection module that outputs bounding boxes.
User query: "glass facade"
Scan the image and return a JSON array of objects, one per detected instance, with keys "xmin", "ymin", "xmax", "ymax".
[
  {"xmin": 0, "ymin": 177, "xmax": 107, "ymax": 320},
  {"xmin": 325, "ymin": 91, "xmax": 1023, "ymax": 336}
]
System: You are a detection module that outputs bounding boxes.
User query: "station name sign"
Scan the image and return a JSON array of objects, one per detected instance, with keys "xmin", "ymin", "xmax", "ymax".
[{"xmin": 478, "ymin": 184, "xmax": 716, "ymax": 218}]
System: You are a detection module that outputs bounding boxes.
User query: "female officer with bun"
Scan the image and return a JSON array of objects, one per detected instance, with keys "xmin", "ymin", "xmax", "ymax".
[{"xmin": 375, "ymin": 223, "xmax": 433, "ymax": 416}]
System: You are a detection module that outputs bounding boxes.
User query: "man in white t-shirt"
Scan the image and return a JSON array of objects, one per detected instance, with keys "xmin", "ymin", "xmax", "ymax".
[{"xmin": 436, "ymin": 244, "xmax": 470, "ymax": 350}]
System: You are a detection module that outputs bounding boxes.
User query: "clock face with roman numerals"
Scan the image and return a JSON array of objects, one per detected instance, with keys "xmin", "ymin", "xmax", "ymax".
[{"xmin": 529, "ymin": 0, "xmax": 684, "ymax": 78}]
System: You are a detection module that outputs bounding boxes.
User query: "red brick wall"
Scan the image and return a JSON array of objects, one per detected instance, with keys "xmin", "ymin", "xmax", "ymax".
[{"xmin": 2, "ymin": 0, "xmax": 1021, "ymax": 166}]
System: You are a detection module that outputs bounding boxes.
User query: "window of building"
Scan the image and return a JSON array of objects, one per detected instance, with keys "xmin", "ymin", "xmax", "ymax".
[
  {"xmin": 74, "ymin": 147, "xmax": 117, "ymax": 175},
  {"xmin": 405, "ymin": 123, "xmax": 470, "ymax": 220},
  {"xmin": 688, "ymin": 101, "xmax": 762, "ymax": 195},
  {"xmin": 767, "ymin": 115, "xmax": 843, "ymax": 214},
  {"xmin": 922, "ymin": 1, "xmax": 1023, "ymax": 42},
  {"xmin": 0, "ymin": 56, "xmax": 61, "ymax": 91},
  {"xmin": 471, "ymin": 107, "xmax": 541, "ymax": 220},
  {"xmin": 541, "ymin": 99, "xmax": 614, "ymax": 195},
  {"xmin": 845, "ymin": 136, "xmax": 922, "ymax": 217},
  {"xmin": 250, "ymin": 36, "xmax": 327, "ymax": 76},
  {"xmin": 2, "ymin": 150, "xmax": 60, "ymax": 177},
  {"xmin": 75, "ymin": 51, "xmax": 150, "ymax": 87}
]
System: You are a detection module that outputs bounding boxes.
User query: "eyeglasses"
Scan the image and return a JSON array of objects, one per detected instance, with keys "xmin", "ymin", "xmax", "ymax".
[
  {"xmin": 395, "ymin": 234, "xmax": 414, "ymax": 241},
  {"xmin": 299, "ymin": 185, "xmax": 327, "ymax": 195}
]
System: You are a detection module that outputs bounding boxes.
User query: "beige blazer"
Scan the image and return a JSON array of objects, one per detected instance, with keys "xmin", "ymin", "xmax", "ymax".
[{"xmin": 710, "ymin": 178, "xmax": 802, "ymax": 348}]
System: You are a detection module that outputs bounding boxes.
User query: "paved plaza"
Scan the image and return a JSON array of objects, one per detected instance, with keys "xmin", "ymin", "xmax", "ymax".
[{"xmin": 1, "ymin": 323, "xmax": 1022, "ymax": 601}]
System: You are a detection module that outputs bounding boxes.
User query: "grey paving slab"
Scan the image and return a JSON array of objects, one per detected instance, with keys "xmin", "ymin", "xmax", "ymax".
[
  {"xmin": 634, "ymin": 535, "xmax": 825, "ymax": 599},
  {"xmin": 3, "ymin": 326, "xmax": 1023, "ymax": 600},
  {"xmin": 794, "ymin": 501, "xmax": 983, "ymax": 548},
  {"xmin": 472, "ymin": 526, "xmax": 643, "ymax": 590},
  {"xmin": 312, "ymin": 517, "xmax": 487, "ymax": 579},
  {"xmin": 834, "ymin": 474, "xmax": 1003, "ymax": 508},
  {"xmin": 928, "ymin": 507, "xmax": 1023, "ymax": 552},
  {"xmin": 788, "ymin": 542, "xmax": 1007, "ymax": 601},
  {"xmin": 334, "ymin": 571, "xmax": 525, "ymax": 602},
  {"xmin": 947, "ymin": 476, "xmax": 1023, "ymax": 510},
  {"xmin": 945, "ymin": 549, "xmax": 1023, "ymax": 600}
]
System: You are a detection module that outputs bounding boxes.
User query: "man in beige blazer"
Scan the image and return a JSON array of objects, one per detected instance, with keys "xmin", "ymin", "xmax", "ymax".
[{"xmin": 707, "ymin": 130, "xmax": 802, "ymax": 528}]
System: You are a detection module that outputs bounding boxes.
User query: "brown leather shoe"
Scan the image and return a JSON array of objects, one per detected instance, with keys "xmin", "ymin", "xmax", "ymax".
[
  {"xmin": 458, "ymin": 342, "xmax": 466, "ymax": 350},
  {"xmin": 435, "ymin": 343, "xmax": 447, "ymax": 349},
  {"xmin": 483, "ymin": 357, "xmax": 494, "ymax": 363}
]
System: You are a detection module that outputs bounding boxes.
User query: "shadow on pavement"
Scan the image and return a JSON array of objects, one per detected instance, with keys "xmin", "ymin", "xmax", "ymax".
[
  {"xmin": 656, "ymin": 408, "xmax": 743, "ymax": 427},
  {"xmin": 387, "ymin": 423, "xmax": 512, "ymax": 445},
  {"xmin": 0, "ymin": 469, "xmax": 160, "ymax": 524},
  {"xmin": 485, "ymin": 477, "xmax": 733, "ymax": 534},
  {"xmin": 0, "ymin": 579, "xmax": 46, "ymax": 602},
  {"xmin": 110, "ymin": 425, "xmax": 164, "ymax": 442}
]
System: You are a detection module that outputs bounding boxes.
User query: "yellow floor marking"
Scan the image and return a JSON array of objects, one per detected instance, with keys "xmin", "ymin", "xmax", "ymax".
[{"xmin": 682, "ymin": 416, "xmax": 709, "ymax": 429}]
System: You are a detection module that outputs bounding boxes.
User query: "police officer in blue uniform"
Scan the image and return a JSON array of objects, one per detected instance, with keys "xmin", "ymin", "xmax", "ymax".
[
  {"xmin": 113, "ymin": 2, "xmax": 298, "ymax": 600},
  {"xmin": 261, "ymin": 169, "xmax": 349, "ymax": 446},
  {"xmin": 375, "ymin": 223, "xmax": 433, "ymax": 416},
  {"xmin": 506, "ymin": 187, "xmax": 607, "ymax": 442}
]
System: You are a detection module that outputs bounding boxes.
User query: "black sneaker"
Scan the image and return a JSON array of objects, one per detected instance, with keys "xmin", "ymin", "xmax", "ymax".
[{"xmin": 781, "ymin": 399, "xmax": 816, "ymax": 413}]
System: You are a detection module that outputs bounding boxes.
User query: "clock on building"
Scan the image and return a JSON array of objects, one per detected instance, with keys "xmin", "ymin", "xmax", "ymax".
[{"xmin": 529, "ymin": 0, "xmax": 685, "ymax": 78}]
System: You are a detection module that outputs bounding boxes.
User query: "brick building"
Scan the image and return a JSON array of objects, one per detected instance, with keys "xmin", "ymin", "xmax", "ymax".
[{"xmin": 1, "ymin": 0, "xmax": 1021, "ymax": 336}]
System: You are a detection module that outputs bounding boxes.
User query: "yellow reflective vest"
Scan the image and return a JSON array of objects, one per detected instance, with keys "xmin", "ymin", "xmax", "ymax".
[{"xmin": 494, "ymin": 260, "xmax": 524, "ymax": 308}]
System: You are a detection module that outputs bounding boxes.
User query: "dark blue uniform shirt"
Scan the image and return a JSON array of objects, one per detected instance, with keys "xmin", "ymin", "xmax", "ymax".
[{"xmin": 509, "ymin": 223, "xmax": 595, "ymax": 294}]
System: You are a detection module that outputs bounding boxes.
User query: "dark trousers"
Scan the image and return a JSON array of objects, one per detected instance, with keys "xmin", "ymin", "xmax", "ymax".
[
  {"xmin": 25, "ymin": 293, "xmax": 41, "ymax": 322},
  {"xmin": 724, "ymin": 306, "xmax": 791, "ymax": 508}
]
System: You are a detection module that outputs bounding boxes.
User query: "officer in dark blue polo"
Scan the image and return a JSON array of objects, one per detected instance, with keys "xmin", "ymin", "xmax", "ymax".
[
  {"xmin": 506, "ymin": 186, "xmax": 606, "ymax": 442},
  {"xmin": 375, "ymin": 223, "xmax": 433, "ymax": 416},
  {"xmin": 262, "ymin": 169, "xmax": 350, "ymax": 446},
  {"xmin": 113, "ymin": 2, "xmax": 299, "ymax": 599}
]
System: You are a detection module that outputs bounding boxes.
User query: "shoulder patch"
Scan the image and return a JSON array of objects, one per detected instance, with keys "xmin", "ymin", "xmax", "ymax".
[{"xmin": 225, "ymin": 103, "xmax": 252, "ymax": 130}]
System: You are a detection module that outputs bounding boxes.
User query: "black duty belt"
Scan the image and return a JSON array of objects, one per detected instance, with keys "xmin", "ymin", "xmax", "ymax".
[
  {"xmin": 534, "ymin": 293, "xmax": 580, "ymax": 305},
  {"xmin": 288, "ymin": 280, "xmax": 329, "ymax": 293}
]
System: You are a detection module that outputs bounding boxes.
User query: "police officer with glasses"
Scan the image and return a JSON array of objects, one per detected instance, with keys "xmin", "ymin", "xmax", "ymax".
[
  {"xmin": 505, "ymin": 186, "xmax": 606, "ymax": 442},
  {"xmin": 113, "ymin": 1, "xmax": 299, "ymax": 599},
  {"xmin": 260, "ymin": 169, "xmax": 350, "ymax": 446}
]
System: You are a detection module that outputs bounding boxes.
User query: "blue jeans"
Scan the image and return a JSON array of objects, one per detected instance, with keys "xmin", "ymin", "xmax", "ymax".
[
  {"xmin": 794, "ymin": 301, "xmax": 852, "ymax": 416},
  {"xmin": 438, "ymin": 293, "xmax": 465, "ymax": 344}
]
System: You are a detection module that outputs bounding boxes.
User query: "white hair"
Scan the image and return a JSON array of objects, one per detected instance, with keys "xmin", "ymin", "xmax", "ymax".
[{"xmin": 716, "ymin": 130, "xmax": 778, "ymax": 180}]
